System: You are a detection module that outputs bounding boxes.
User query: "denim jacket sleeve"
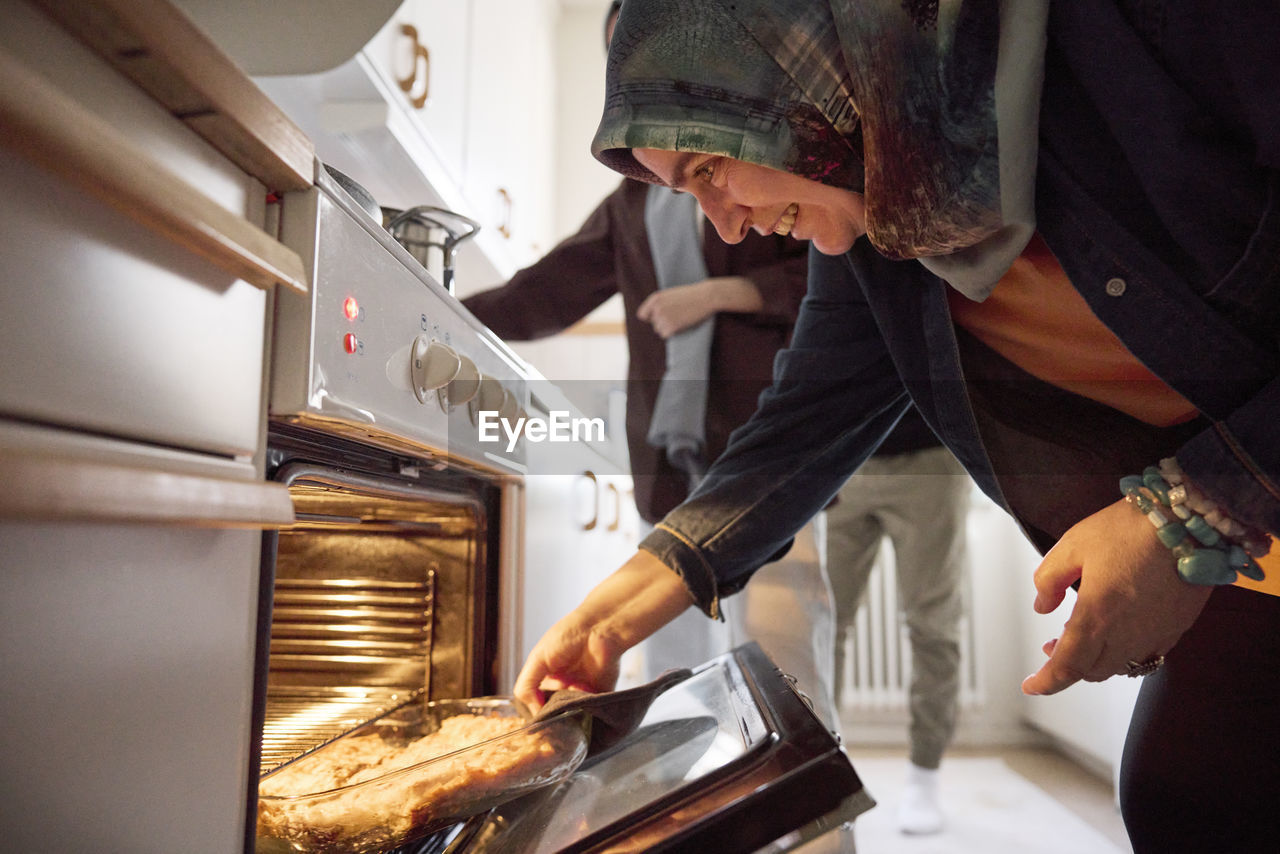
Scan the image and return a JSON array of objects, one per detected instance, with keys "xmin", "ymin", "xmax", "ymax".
[
  {"xmin": 1172, "ymin": 179, "xmax": 1280, "ymax": 535},
  {"xmin": 1043, "ymin": 0, "xmax": 1280, "ymax": 534},
  {"xmin": 1158, "ymin": 5, "xmax": 1280, "ymax": 534},
  {"xmin": 639, "ymin": 247, "xmax": 911, "ymax": 618}
]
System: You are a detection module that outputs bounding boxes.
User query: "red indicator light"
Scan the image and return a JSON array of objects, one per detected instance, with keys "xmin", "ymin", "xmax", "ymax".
[
  {"xmin": 343, "ymin": 333, "xmax": 359, "ymax": 354},
  {"xmin": 343, "ymin": 297, "xmax": 360, "ymax": 321}
]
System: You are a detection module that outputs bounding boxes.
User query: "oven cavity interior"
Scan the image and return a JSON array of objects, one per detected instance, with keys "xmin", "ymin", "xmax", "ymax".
[{"xmin": 260, "ymin": 465, "xmax": 490, "ymax": 777}]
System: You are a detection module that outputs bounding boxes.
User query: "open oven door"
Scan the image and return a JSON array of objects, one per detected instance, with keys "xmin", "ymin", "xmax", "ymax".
[{"xmin": 409, "ymin": 642, "xmax": 874, "ymax": 853}]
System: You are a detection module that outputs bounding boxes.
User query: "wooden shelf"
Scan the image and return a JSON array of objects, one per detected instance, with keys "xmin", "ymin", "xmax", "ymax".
[{"xmin": 32, "ymin": 0, "xmax": 315, "ymax": 192}]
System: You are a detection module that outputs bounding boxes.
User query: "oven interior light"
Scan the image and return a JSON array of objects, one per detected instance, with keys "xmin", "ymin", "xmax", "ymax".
[
  {"xmin": 343, "ymin": 296, "xmax": 360, "ymax": 321},
  {"xmin": 343, "ymin": 332, "xmax": 359, "ymax": 354}
]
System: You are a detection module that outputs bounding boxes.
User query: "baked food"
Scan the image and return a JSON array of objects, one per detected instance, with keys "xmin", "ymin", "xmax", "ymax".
[{"xmin": 257, "ymin": 707, "xmax": 586, "ymax": 854}]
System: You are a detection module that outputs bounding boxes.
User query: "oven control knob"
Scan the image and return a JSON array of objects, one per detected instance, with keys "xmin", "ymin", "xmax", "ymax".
[
  {"xmin": 411, "ymin": 336, "xmax": 461, "ymax": 404},
  {"xmin": 440, "ymin": 354, "xmax": 480, "ymax": 408},
  {"xmin": 469, "ymin": 375, "xmax": 507, "ymax": 425},
  {"xmin": 499, "ymin": 388, "xmax": 521, "ymax": 424}
]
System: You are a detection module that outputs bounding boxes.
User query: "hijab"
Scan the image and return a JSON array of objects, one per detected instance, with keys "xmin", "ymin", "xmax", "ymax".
[{"xmin": 593, "ymin": 0, "xmax": 1048, "ymax": 300}]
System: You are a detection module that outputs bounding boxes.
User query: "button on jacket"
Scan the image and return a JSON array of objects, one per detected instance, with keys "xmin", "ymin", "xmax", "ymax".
[{"xmin": 642, "ymin": 0, "xmax": 1280, "ymax": 616}]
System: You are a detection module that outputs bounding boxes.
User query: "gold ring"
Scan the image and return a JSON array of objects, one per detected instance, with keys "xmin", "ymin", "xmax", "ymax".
[{"xmin": 1125, "ymin": 655, "xmax": 1165, "ymax": 677}]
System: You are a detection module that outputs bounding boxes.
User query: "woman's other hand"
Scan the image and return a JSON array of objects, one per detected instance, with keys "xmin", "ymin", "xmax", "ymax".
[
  {"xmin": 514, "ymin": 550, "xmax": 695, "ymax": 712},
  {"xmin": 1021, "ymin": 497, "xmax": 1213, "ymax": 695},
  {"xmin": 636, "ymin": 276, "xmax": 762, "ymax": 338}
]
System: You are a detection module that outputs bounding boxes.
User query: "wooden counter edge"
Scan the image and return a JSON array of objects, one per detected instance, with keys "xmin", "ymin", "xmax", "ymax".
[{"xmin": 31, "ymin": 0, "xmax": 315, "ymax": 193}]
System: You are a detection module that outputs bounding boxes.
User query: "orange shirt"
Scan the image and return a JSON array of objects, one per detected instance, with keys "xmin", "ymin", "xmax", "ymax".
[
  {"xmin": 947, "ymin": 233, "xmax": 1198, "ymax": 428},
  {"xmin": 948, "ymin": 233, "xmax": 1278, "ymax": 595}
]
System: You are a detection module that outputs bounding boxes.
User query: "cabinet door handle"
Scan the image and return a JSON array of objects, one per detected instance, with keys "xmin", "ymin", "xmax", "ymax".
[
  {"xmin": 605, "ymin": 482, "xmax": 621, "ymax": 532},
  {"xmin": 397, "ymin": 24, "xmax": 431, "ymax": 109},
  {"xmin": 0, "ymin": 450, "xmax": 295, "ymax": 527},
  {"xmin": 0, "ymin": 51, "xmax": 307, "ymax": 295},
  {"xmin": 578, "ymin": 470, "xmax": 598, "ymax": 531},
  {"xmin": 497, "ymin": 187, "xmax": 513, "ymax": 239}
]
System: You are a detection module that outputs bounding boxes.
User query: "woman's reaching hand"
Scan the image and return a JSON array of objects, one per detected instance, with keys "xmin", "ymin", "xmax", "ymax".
[{"xmin": 514, "ymin": 550, "xmax": 696, "ymax": 711}]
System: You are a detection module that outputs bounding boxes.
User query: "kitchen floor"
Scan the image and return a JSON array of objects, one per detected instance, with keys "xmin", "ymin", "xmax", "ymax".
[{"xmin": 841, "ymin": 743, "xmax": 1132, "ymax": 853}]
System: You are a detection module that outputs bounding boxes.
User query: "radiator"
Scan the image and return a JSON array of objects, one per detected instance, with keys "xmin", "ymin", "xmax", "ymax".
[{"xmin": 837, "ymin": 538, "xmax": 983, "ymax": 712}]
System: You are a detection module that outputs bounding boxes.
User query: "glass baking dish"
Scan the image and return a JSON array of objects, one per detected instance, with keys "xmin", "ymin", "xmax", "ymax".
[{"xmin": 255, "ymin": 697, "xmax": 590, "ymax": 854}]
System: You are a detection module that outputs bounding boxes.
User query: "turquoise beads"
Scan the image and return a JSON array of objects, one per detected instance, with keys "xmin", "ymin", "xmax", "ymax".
[{"xmin": 1120, "ymin": 469, "xmax": 1265, "ymax": 587}]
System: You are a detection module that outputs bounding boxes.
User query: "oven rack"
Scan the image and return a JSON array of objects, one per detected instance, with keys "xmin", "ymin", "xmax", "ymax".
[{"xmin": 259, "ymin": 685, "xmax": 424, "ymax": 776}]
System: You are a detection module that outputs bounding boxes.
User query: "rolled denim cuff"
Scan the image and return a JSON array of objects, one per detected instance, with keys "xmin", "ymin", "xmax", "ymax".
[
  {"xmin": 639, "ymin": 524, "xmax": 724, "ymax": 620},
  {"xmin": 639, "ymin": 524, "xmax": 795, "ymax": 620},
  {"xmin": 1178, "ymin": 422, "xmax": 1280, "ymax": 535}
]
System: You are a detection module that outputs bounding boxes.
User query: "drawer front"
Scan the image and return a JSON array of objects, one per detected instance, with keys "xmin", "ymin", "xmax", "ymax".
[
  {"xmin": 0, "ymin": 154, "xmax": 267, "ymax": 457},
  {"xmin": 0, "ymin": 518, "xmax": 261, "ymax": 853}
]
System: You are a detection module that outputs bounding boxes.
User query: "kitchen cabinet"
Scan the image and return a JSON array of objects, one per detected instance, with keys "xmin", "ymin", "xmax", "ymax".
[
  {"xmin": 1, "ymin": 447, "xmax": 273, "ymax": 853},
  {"xmin": 520, "ymin": 470, "xmax": 645, "ymax": 685},
  {"xmin": 463, "ymin": 0, "xmax": 557, "ymax": 264},
  {"xmin": 1, "ymin": 0, "xmax": 309, "ymax": 457},
  {"xmin": 246, "ymin": 0, "xmax": 558, "ymax": 285},
  {"xmin": 516, "ymin": 379, "xmax": 640, "ymax": 674},
  {"xmin": 1, "ymin": 2, "xmax": 300, "ymax": 850},
  {"xmin": 359, "ymin": 0, "xmax": 472, "ymax": 189}
]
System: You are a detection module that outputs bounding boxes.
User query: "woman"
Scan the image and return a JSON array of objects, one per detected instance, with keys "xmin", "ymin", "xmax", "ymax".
[{"xmin": 515, "ymin": 0, "xmax": 1280, "ymax": 849}]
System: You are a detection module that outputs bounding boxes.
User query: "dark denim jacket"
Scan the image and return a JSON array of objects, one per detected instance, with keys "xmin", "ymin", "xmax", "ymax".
[{"xmin": 642, "ymin": 0, "xmax": 1280, "ymax": 617}]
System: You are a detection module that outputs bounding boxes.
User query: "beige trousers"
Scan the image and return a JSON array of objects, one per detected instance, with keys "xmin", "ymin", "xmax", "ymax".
[{"xmin": 826, "ymin": 446, "xmax": 970, "ymax": 769}]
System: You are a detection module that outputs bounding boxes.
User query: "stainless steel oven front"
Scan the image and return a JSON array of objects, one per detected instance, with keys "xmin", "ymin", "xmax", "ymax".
[
  {"xmin": 253, "ymin": 165, "xmax": 871, "ymax": 854},
  {"xmin": 250, "ymin": 163, "xmax": 532, "ymax": 847},
  {"xmin": 265, "ymin": 163, "xmax": 532, "ymax": 681}
]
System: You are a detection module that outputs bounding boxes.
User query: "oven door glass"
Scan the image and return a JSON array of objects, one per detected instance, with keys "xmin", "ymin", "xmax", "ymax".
[{"xmin": 408, "ymin": 643, "xmax": 873, "ymax": 854}]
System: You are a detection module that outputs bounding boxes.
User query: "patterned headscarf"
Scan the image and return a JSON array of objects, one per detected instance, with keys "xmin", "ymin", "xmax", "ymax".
[{"xmin": 593, "ymin": 0, "xmax": 1049, "ymax": 299}]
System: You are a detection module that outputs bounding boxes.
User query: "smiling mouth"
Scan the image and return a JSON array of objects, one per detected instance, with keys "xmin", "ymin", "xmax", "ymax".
[{"xmin": 773, "ymin": 203, "xmax": 799, "ymax": 236}]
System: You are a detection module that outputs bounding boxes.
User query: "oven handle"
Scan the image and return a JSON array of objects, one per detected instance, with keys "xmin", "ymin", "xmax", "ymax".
[
  {"xmin": 273, "ymin": 461, "xmax": 490, "ymax": 519},
  {"xmin": 0, "ymin": 450, "xmax": 295, "ymax": 527}
]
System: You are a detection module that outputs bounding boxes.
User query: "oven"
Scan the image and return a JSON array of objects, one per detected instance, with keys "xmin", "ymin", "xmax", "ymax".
[
  {"xmin": 253, "ymin": 165, "xmax": 872, "ymax": 853},
  {"xmin": 256, "ymin": 435, "xmax": 505, "ymax": 761}
]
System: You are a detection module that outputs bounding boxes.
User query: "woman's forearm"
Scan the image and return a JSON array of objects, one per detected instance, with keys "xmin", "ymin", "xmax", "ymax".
[
  {"xmin": 514, "ymin": 550, "xmax": 694, "ymax": 709},
  {"xmin": 577, "ymin": 550, "xmax": 696, "ymax": 659}
]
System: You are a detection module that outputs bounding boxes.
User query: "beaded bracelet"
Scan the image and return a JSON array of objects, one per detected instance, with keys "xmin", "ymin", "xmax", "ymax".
[
  {"xmin": 1156, "ymin": 458, "xmax": 1272, "ymax": 558},
  {"xmin": 1120, "ymin": 466, "xmax": 1267, "ymax": 587}
]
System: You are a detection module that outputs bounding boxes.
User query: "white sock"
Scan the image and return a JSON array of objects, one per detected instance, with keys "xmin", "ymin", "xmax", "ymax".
[{"xmin": 896, "ymin": 762, "xmax": 944, "ymax": 835}]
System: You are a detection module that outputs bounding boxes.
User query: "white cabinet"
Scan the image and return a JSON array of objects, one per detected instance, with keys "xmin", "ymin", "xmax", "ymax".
[
  {"xmin": 464, "ymin": 0, "xmax": 557, "ymax": 266},
  {"xmin": 516, "ymin": 381, "xmax": 639, "ymax": 668},
  {"xmin": 520, "ymin": 473, "xmax": 631, "ymax": 636},
  {"xmin": 0, "ymin": 0, "xmax": 307, "ymax": 460},
  {"xmin": 0, "ymin": 3, "xmax": 298, "ymax": 849},
  {"xmin": 519, "ymin": 467, "xmax": 642, "ymax": 684},
  {"xmin": 248, "ymin": 0, "xmax": 557, "ymax": 283},
  {"xmin": 361, "ymin": 0, "xmax": 472, "ymax": 185},
  {"xmin": 1, "ymin": 503, "xmax": 266, "ymax": 853}
]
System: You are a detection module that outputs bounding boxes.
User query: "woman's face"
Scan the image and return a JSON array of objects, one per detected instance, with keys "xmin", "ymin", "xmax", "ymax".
[{"xmin": 633, "ymin": 148, "xmax": 867, "ymax": 255}]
